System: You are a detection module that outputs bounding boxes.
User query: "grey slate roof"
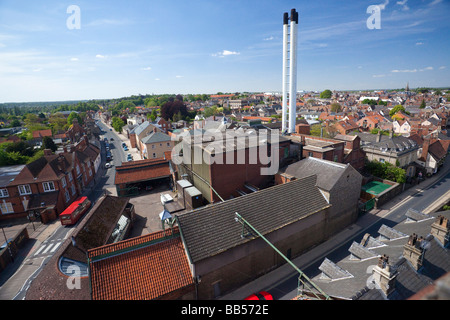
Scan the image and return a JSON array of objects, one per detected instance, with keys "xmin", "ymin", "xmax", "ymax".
[
  {"xmin": 177, "ymin": 175, "xmax": 330, "ymax": 264},
  {"xmin": 310, "ymin": 210, "xmax": 450, "ymax": 300},
  {"xmin": 282, "ymin": 157, "xmax": 349, "ymax": 192},
  {"xmin": 141, "ymin": 131, "xmax": 172, "ymax": 144}
]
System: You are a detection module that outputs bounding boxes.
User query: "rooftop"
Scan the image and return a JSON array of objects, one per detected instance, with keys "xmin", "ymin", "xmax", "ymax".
[
  {"xmin": 176, "ymin": 175, "xmax": 330, "ymax": 264},
  {"xmin": 88, "ymin": 227, "xmax": 194, "ymax": 300}
]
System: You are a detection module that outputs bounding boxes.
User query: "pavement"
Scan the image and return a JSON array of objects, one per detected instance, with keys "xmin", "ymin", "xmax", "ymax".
[{"xmin": 219, "ymin": 159, "xmax": 450, "ymax": 300}]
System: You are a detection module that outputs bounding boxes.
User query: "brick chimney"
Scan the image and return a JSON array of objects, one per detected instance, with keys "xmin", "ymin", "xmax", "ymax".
[
  {"xmin": 372, "ymin": 254, "xmax": 398, "ymax": 296},
  {"xmin": 376, "ymin": 130, "xmax": 382, "ymax": 142},
  {"xmin": 421, "ymin": 137, "xmax": 431, "ymax": 160},
  {"xmin": 403, "ymin": 233, "xmax": 425, "ymax": 271},
  {"xmin": 43, "ymin": 149, "xmax": 53, "ymax": 156},
  {"xmin": 431, "ymin": 215, "xmax": 449, "ymax": 247}
]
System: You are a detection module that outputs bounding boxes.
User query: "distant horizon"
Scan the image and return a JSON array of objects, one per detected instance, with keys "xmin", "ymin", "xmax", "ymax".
[{"xmin": 1, "ymin": 85, "xmax": 449, "ymax": 105}]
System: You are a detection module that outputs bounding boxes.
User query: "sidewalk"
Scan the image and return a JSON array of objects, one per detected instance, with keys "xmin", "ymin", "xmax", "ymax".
[{"xmin": 220, "ymin": 159, "xmax": 450, "ymax": 300}]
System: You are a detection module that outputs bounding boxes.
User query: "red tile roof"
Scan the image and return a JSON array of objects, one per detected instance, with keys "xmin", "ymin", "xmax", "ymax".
[
  {"xmin": 32, "ymin": 129, "xmax": 52, "ymax": 139},
  {"xmin": 114, "ymin": 158, "xmax": 171, "ymax": 185},
  {"xmin": 88, "ymin": 227, "xmax": 194, "ymax": 300}
]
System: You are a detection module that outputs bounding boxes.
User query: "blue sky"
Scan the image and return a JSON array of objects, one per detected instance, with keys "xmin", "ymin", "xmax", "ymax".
[{"xmin": 0, "ymin": 0, "xmax": 449, "ymax": 102}]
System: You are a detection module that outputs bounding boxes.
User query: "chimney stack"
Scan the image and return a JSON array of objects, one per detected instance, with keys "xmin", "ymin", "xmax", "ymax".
[
  {"xmin": 372, "ymin": 254, "xmax": 398, "ymax": 297},
  {"xmin": 282, "ymin": 8, "xmax": 299, "ymax": 134},
  {"xmin": 43, "ymin": 149, "xmax": 52, "ymax": 156},
  {"xmin": 403, "ymin": 233, "xmax": 425, "ymax": 271},
  {"xmin": 376, "ymin": 130, "xmax": 382, "ymax": 142},
  {"xmin": 431, "ymin": 215, "xmax": 450, "ymax": 247}
]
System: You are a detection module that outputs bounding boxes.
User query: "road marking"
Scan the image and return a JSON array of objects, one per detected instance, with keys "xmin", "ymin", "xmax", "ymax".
[
  {"xmin": 50, "ymin": 242, "xmax": 61, "ymax": 253},
  {"xmin": 42, "ymin": 243, "xmax": 54, "ymax": 254},
  {"xmin": 33, "ymin": 245, "xmax": 46, "ymax": 256}
]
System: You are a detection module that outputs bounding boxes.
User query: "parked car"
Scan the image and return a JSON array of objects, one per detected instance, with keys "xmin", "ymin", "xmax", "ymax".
[
  {"xmin": 244, "ymin": 291, "xmax": 273, "ymax": 300},
  {"xmin": 110, "ymin": 128, "xmax": 112, "ymax": 131},
  {"xmin": 127, "ymin": 153, "xmax": 133, "ymax": 161},
  {"xmin": 105, "ymin": 162, "xmax": 112, "ymax": 169},
  {"xmin": 1, "ymin": 238, "xmax": 13, "ymax": 250},
  {"xmin": 124, "ymin": 146, "xmax": 128, "ymax": 151},
  {"xmin": 110, "ymin": 137, "xmax": 114, "ymax": 141}
]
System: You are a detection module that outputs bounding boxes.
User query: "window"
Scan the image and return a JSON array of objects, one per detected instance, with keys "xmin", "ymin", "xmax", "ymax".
[
  {"xmin": 43, "ymin": 181, "xmax": 56, "ymax": 192},
  {"xmin": 76, "ymin": 165, "xmax": 80, "ymax": 175},
  {"xmin": 68, "ymin": 172, "xmax": 73, "ymax": 182},
  {"xmin": 380, "ymin": 158, "xmax": 385, "ymax": 163},
  {"xmin": 61, "ymin": 177, "xmax": 67, "ymax": 188},
  {"xmin": 167, "ymin": 142, "xmax": 171, "ymax": 147},
  {"xmin": 71, "ymin": 184, "xmax": 76, "ymax": 196},
  {"xmin": 153, "ymin": 153, "xmax": 157, "ymax": 158},
  {"xmin": 65, "ymin": 191, "xmax": 70, "ymax": 203},
  {"xmin": 89, "ymin": 169, "xmax": 92, "ymax": 177},
  {"xmin": 334, "ymin": 155, "xmax": 338, "ymax": 162},
  {"xmin": 0, "ymin": 202, "xmax": 13, "ymax": 214},
  {"xmin": 0, "ymin": 189, "xmax": 9, "ymax": 198},
  {"xmin": 152, "ymin": 144, "xmax": 155, "ymax": 149},
  {"xmin": 18, "ymin": 185, "xmax": 31, "ymax": 195},
  {"xmin": 308, "ymin": 152, "xmax": 313, "ymax": 157}
]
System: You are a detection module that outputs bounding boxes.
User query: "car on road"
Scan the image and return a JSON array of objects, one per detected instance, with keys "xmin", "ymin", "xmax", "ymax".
[
  {"xmin": 127, "ymin": 153, "xmax": 133, "ymax": 161},
  {"xmin": 244, "ymin": 291, "xmax": 273, "ymax": 300},
  {"xmin": 105, "ymin": 162, "xmax": 112, "ymax": 169},
  {"xmin": 122, "ymin": 143, "xmax": 126, "ymax": 148},
  {"xmin": 110, "ymin": 128, "xmax": 112, "ymax": 131},
  {"xmin": 1, "ymin": 238, "xmax": 13, "ymax": 250},
  {"xmin": 124, "ymin": 146, "xmax": 128, "ymax": 151},
  {"xmin": 110, "ymin": 137, "xmax": 114, "ymax": 141}
]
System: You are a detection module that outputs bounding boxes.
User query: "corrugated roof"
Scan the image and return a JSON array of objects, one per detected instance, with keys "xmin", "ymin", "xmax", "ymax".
[{"xmin": 177, "ymin": 175, "xmax": 330, "ymax": 263}]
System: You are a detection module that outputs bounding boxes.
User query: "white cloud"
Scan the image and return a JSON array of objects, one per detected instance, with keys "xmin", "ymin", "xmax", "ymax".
[
  {"xmin": 155, "ymin": 78, "xmax": 160, "ymax": 81},
  {"xmin": 175, "ymin": 75, "xmax": 183, "ymax": 78},
  {"xmin": 142, "ymin": 67, "xmax": 152, "ymax": 71},
  {"xmin": 95, "ymin": 54, "xmax": 106, "ymax": 59},
  {"xmin": 373, "ymin": 74, "xmax": 385, "ymax": 78},
  {"xmin": 419, "ymin": 66, "xmax": 433, "ymax": 71},
  {"xmin": 32, "ymin": 68, "xmax": 42, "ymax": 72},
  {"xmin": 430, "ymin": 0, "xmax": 442, "ymax": 6},
  {"xmin": 378, "ymin": 0, "xmax": 390, "ymax": 10},
  {"xmin": 392, "ymin": 69, "xmax": 417, "ymax": 73},
  {"xmin": 263, "ymin": 36, "xmax": 274, "ymax": 41},
  {"xmin": 212, "ymin": 50, "xmax": 240, "ymax": 58},
  {"xmin": 70, "ymin": 57, "xmax": 79, "ymax": 61},
  {"xmin": 415, "ymin": 42, "xmax": 424, "ymax": 46},
  {"xmin": 396, "ymin": 0, "xmax": 409, "ymax": 11},
  {"xmin": 439, "ymin": 66, "xmax": 446, "ymax": 70}
]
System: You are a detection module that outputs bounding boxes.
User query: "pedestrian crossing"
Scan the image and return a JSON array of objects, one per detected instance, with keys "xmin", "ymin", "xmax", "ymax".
[{"xmin": 33, "ymin": 239, "xmax": 63, "ymax": 257}]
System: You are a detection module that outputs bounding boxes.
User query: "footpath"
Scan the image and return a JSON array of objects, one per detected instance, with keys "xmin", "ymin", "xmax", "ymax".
[{"xmin": 220, "ymin": 159, "xmax": 450, "ymax": 300}]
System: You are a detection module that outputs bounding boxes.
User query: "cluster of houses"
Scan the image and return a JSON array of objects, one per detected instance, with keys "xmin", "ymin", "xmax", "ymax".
[
  {"xmin": 1, "ymin": 89, "xmax": 449, "ymax": 301},
  {"xmin": 0, "ymin": 115, "xmax": 101, "ymax": 223}
]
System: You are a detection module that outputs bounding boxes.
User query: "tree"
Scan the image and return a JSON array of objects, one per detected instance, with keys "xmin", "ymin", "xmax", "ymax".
[
  {"xmin": 420, "ymin": 99, "xmax": 426, "ymax": 109},
  {"xmin": 330, "ymin": 102, "xmax": 342, "ymax": 113},
  {"xmin": 160, "ymin": 99, "xmax": 187, "ymax": 121},
  {"xmin": 320, "ymin": 89, "xmax": 332, "ymax": 99},
  {"xmin": 67, "ymin": 112, "xmax": 82, "ymax": 125},
  {"xmin": 111, "ymin": 116, "xmax": 125, "ymax": 133},
  {"xmin": 389, "ymin": 105, "xmax": 406, "ymax": 117},
  {"xmin": 42, "ymin": 136, "xmax": 57, "ymax": 152},
  {"xmin": 366, "ymin": 160, "xmax": 406, "ymax": 184}
]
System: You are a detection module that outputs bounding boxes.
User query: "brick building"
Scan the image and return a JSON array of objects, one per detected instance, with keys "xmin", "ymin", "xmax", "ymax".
[{"xmin": 0, "ymin": 137, "xmax": 100, "ymax": 223}]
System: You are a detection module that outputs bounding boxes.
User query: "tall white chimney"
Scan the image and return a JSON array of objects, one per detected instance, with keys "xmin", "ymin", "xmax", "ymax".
[{"xmin": 282, "ymin": 9, "xmax": 299, "ymax": 134}]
